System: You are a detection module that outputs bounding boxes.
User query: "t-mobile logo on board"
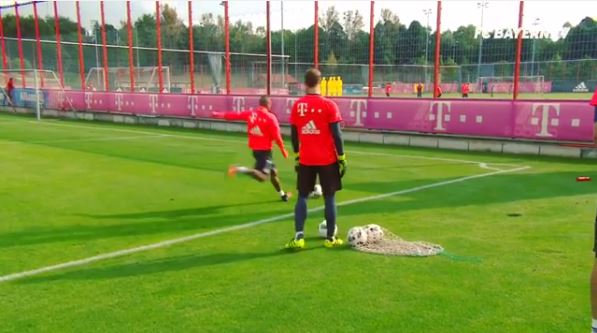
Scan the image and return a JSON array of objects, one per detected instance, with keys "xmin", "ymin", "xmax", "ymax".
[
  {"xmin": 531, "ymin": 103, "xmax": 560, "ymax": 137},
  {"xmin": 429, "ymin": 101, "xmax": 452, "ymax": 131}
]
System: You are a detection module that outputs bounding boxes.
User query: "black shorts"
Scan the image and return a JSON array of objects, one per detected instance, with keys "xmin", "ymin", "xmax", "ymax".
[
  {"xmin": 593, "ymin": 106, "xmax": 597, "ymax": 122},
  {"xmin": 297, "ymin": 163, "xmax": 341, "ymax": 197},
  {"xmin": 253, "ymin": 150, "xmax": 275, "ymax": 174},
  {"xmin": 462, "ymin": 93, "xmax": 469, "ymax": 98}
]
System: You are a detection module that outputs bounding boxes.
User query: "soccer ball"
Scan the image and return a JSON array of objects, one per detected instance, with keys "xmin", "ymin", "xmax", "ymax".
[
  {"xmin": 363, "ymin": 224, "xmax": 384, "ymax": 243},
  {"xmin": 310, "ymin": 184, "xmax": 323, "ymax": 199},
  {"xmin": 318, "ymin": 220, "xmax": 338, "ymax": 238},
  {"xmin": 347, "ymin": 227, "xmax": 368, "ymax": 247}
]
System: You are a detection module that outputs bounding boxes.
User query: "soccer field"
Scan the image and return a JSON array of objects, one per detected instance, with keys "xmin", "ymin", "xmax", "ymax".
[{"xmin": 0, "ymin": 112, "xmax": 595, "ymax": 332}]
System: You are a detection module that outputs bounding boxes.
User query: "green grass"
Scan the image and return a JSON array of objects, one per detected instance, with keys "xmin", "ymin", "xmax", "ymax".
[{"xmin": 0, "ymin": 112, "xmax": 595, "ymax": 332}]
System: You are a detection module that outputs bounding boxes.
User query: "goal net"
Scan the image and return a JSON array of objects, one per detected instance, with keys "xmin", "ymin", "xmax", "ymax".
[
  {"xmin": 85, "ymin": 66, "xmax": 171, "ymax": 92},
  {"xmin": 478, "ymin": 75, "xmax": 545, "ymax": 94},
  {"xmin": 0, "ymin": 69, "xmax": 74, "ymax": 119}
]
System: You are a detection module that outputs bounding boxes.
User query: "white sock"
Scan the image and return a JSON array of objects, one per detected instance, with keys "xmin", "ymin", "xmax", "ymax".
[
  {"xmin": 236, "ymin": 166, "xmax": 249, "ymax": 173},
  {"xmin": 279, "ymin": 190, "xmax": 285, "ymax": 196},
  {"xmin": 295, "ymin": 231, "xmax": 304, "ymax": 240},
  {"xmin": 592, "ymin": 319, "xmax": 597, "ymax": 333}
]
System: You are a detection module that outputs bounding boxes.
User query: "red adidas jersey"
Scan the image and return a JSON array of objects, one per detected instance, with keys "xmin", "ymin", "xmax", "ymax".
[
  {"xmin": 591, "ymin": 85, "xmax": 597, "ymax": 106},
  {"xmin": 224, "ymin": 106, "xmax": 283, "ymax": 151},
  {"xmin": 290, "ymin": 94, "xmax": 342, "ymax": 166}
]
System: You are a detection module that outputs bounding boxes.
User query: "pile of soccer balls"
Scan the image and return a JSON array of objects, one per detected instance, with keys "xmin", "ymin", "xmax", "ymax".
[
  {"xmin": 319, "ymin": 222, "xmax": 444, "ymax": 256},
  {"xmin": 346, "ymin": 224, "xmax": 384, "ymax": 246},
  {"xmin": 317, "ymin": 222, "xmax": 384, "ymax": 246}
]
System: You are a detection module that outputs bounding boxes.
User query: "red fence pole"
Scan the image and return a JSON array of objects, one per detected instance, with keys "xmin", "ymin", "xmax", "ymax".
[
  {"xmin": 14, "ymin": 1, "xmax": 27, "ymax": 88},
  {"xmin": 513, "ymin": 1, "xmax": 524, "ymax": 100},
  {"xmin": 224, "ymin": 1, "xmax": 231, "ymax": 95},
  {"xmin": 314, "ymin": 1, "xmax": 319, "ymax": 69},
  {"xmin": 367, "ymin": 1, "xmax": 374, "ymax": 98},
  {"xmin": 54, "ymin": 1, "xmax": 65, "ymax": 87},
  {"xmin": 33, "ymin": 2, "xmax": 44, "ymax": 87},
  {"xmin": 266, "ymin": 1, "xmax": 271, "ymax": 95},
  {"xmin": 0, "ymin": 8, "xmax": 7, "ymax": 71},
  {"xmin": 433, "ymin": 0, "xmax": 442, "ymax": 98},
  {"xmin": 76, "ymin": 1, "xmax": 85, "ymax": 91},
  {"xmin": 100, "ymin": 1, "xmax": 109, "ymax": 91},
  {"xmin": 188, "ymin": 1, "xmax": 195, "ymax": 94},
  {"xmin": 127, "ymin": 1, "xmax": 135, "ymax": 92},
  {"xmin": 156, "ymin": 1, "xmax": 164, "ymax": 93}
]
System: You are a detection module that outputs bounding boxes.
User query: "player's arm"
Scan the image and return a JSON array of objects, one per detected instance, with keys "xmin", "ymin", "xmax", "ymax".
[
  {"xmin": 327, "ymin": 101, "xmax": 346, "ymax": 176},
  {"xmin": 329, "ymin": 122, "xmax": 344, "ymax": 156},
  {"xmin": 271, "ymin": 117, "xmax": 288, "ymax": 158},
  {"xmin": 211, "ymin": 111, "xmax": 250, "ymax": 121}
]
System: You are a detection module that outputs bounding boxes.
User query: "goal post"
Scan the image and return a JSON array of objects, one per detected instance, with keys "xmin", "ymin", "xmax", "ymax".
[
  {"xmin": 0, "ymin": 69, "xmax": 75, "ymax": 119},
  {"xmin": 85, "ymin": 66, "xmax": 171, "ymax": 92},
  {"xmin": 478, "ymin": 75, "xmax": 545, "ymax": 95}
]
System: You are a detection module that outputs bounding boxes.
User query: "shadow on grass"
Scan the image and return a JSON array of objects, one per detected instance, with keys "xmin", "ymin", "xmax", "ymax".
[
  {"xmin": 0, "ymin": 200, "xmax": 288, "ymax": 248},
  {"xmin": 21, "ymin": 248, "xmax": 317, "ymax": 284}
]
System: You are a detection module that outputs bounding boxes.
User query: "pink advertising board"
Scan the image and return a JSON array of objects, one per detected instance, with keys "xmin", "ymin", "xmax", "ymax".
[{"xmin": 44, "ymin": 90, "xmax": 594, "ymax": 142}]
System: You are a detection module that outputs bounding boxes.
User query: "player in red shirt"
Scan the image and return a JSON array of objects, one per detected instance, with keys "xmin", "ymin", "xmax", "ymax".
[
  {"xmin": 385, "ymin": 82, "xmax": 392, "ymax": 97},
  {"xmin": 461, "ymin": 82, "xmax": 470, "ymax": 98},
  {"xmin": 212, "ymin": 95, "xmax": 291, "ymax": 202},
  {"xmin": 285, "ymin": 68, "xmax": 346, "ymax": 249},
  {"xmin": 3, "ymin": 77, "xmax": 14, "ymax": 106}
]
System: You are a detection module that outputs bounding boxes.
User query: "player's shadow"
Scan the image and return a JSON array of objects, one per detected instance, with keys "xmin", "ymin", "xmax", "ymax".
[
  {"xmin": 340, "ymin": 170, "xmax": 597, "ymax": 217},
  {"xmin": 0, "ymin": 200, "xmax": 285, "ymax": 248},
  {"xmin": 20, "ymin": 249, "xmax": 315, "ymax": 284}
]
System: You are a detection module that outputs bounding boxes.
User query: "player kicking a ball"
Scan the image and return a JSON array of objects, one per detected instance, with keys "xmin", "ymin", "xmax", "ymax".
[
  {"xmin": 285, "ymin": 68, "xmax": 346, "ymax": 249},
  {"xmin": 212, "ymin": 95, "xmax": 291, "ymax": 202}
]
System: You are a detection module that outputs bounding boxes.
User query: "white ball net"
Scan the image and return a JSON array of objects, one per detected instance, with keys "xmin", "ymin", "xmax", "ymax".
[{"xmin": 352, "ymin": 227, "xmax": 444, "ymax": 257}]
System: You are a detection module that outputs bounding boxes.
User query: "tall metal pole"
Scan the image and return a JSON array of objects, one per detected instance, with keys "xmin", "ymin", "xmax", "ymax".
[
  {"xmin": 266, "ymin": 1, "xmax": 271, "ymax": 95},
  {"xmin": 156, "ymin": 1, "xmax": 164, "ymax": 93},
  {"xmin": 188, "ymin": 1, "xmax": 195, "ymax": 94},
  {"xmin": 127, "ymin": 1, "xmax": 135, "ymax": 92},
  {"xmin": 280, "ymin": 1, "xmax": 285, "ymax": 89},
  {"xmin": 531, "ymin": 17, "xmax": 540, "ymax": 77},
  {"xmin": 54, "ymin": 1, "xmax": 65, "ymax": 87},
  {"xmin": 423, "ymin": 8, "xmax": 432, "ymax": 87},
  {"xmin": 76, "ymin": 1, "xmax": 86, "ymax": 91},
  {"xmin": 367, "ymin": 1, "xmax": 374, "ymax": 98},
  {"xmin": 0, "ymin": 8, "xmax": 8, "ymax": 71},
  {"xmin": 14, "ymin": 1, "xmax": 27, "ymax": 87},
  {"xmin": 513, "ymin": 1, "xmax": 524, "ymax": 100},
  {"xmin": 314, "ymin": 1, "xmax": 319, "ymax": 69},
  {"xmin": 33, "ymin": 2, "xmax": 44, "ymax": 87},
  {"xmin": 433, "ymin": 1, "xmax": 442, "ymax": 98},
  {"xmin": 477, "ymin": 1, "xmax": 488, "ymax": 82},
  {"xmin": 224, "ymin": 1, "xmax": 231, "ymax": 94},
  {"xmin": 100, "ymin": 1, "xmax": 110, "ymax": 91}
]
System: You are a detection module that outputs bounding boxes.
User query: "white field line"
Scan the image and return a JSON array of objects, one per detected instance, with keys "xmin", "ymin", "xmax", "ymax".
[
  {"xmin": 0, "ymin": 134, "xmax": 167, "ymax": 145},
  {"xmin": 0, "ymin": 165, "xmax": 529, "ymax": 283},
  {"xmin": 20, "ymin": 119, "xmax": 525, "ymax": 171}
]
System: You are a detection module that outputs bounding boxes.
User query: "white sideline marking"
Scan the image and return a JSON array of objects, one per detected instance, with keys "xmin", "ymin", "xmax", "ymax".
[
  {"xmin": 20, "ymin": 119, "xmax": 523, "ymax": 171},
  {"xmin": 0, "ymin": 165, "xmax": 529, "ymax": 283},
  {"xmin": 0, "ymin": 134, "xmax": 166, "ymax": 145}
]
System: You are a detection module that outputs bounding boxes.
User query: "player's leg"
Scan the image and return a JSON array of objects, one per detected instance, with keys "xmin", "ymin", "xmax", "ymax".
[
  {"xmin": 270, "ymin": 168, "xmax": 290, "ymax": 202},
  {"xmin": 593, "ymin": 107, "xmax": 597, "ymax": 143},
  {"xmin": 319, "ymin": 163, "xmax": 344, "ymax": 247},
  {"xmin": 228, "ymin": 150, "xmax": 270, "ymax": 182},
  {"xmin": 285, "ymin": 164, "xmax": 316, "ymax": 249}
]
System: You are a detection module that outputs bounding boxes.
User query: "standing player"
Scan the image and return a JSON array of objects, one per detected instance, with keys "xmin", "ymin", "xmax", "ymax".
[
  {"xmin": 285, "ymin": 68, "xmax": 346, "ymax": 249},
  {"xmin": 590, "ymin": 85, "xmax": 597, "ymax": 143},
  {"xmin": 2, "ymin": 77, "xmax": 14, "ymax": 106},
  {"xmin": 212, "ymin": 95, "xmax": 291, "ymax": 202},
  {"xmin": 385, "ymin": 82, "xmax": 392, "ymax": 97},
  {"xmin": 461, "ymin": 82, "xmax": 470, "ymax": 98}
]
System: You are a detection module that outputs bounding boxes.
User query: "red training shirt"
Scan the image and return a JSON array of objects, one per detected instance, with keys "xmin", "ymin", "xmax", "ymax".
[
  {"xmin": 224, "ymin": 106, "xmax": 284, "ymax": 151},
  {"xmin": 462, "ymin": 83, "xmax": 470, "ymax": 94},
  {"xmin": 290, "ymin": 94, "xmax": 342, "ymax": 166},
  {"xmin": 591, "ymin": 85, "xmax": 597, "ymax": 106}
]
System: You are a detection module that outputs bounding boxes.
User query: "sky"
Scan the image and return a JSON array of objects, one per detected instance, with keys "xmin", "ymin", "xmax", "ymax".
[{"xmin": 3, "ymin": 0, "xmax": 596, "ymax": 36}]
